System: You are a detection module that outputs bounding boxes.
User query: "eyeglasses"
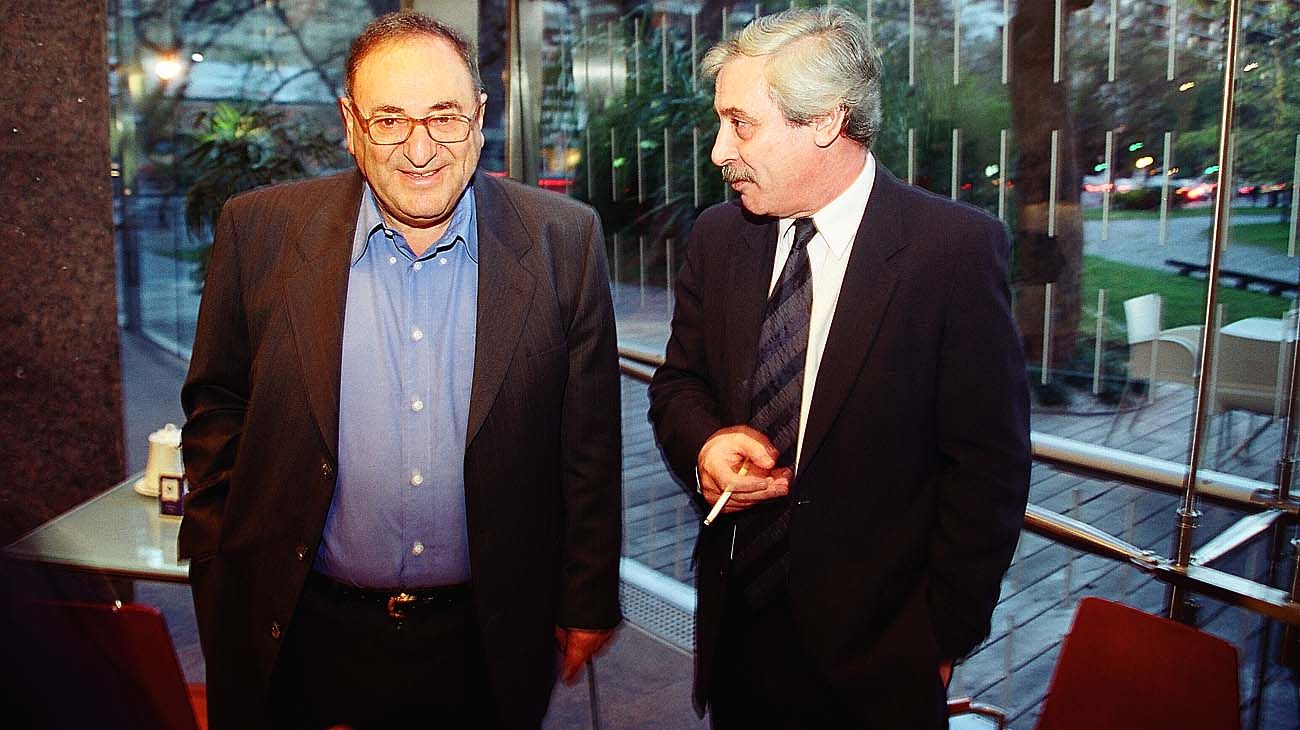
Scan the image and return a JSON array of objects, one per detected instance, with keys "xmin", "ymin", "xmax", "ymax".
[{"xmin": 349, "ymin": 101, "xmax": 482, "ymax": 145}]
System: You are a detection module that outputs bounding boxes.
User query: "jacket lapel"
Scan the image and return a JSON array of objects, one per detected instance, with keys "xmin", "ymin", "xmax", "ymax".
[
  {"xmin": 797, "ymin": 166, "xmax": 907, "ymax": 473},
  {"xmin": 723, "ymin": 213, "xmax": 778, "ymax": 420},
  {"xmin": 466, "ymin": 173, "xmax": 536, "ymax": 446},
  {"xmin": 284, "ymin": 170, "xmax": 363, "ymax": 463}
]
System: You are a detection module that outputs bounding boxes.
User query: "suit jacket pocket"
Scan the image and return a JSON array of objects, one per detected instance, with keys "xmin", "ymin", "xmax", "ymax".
[
  {"xmin": 178, "ymin": 477, "xmax": 228, "ymax": 560},
  {"xmin": 523, "ymin": 343, "xmax": 567, "ymax": 388}
]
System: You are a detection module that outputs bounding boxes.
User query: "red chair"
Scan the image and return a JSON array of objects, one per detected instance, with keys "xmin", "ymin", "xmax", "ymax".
[
  {"xmin": 950, "ymin": 596, "xmax": 1242, "ymax": 730},
  {"xmin": 20, "ymin": 601, "xmax": 207, "ymax": 730}
]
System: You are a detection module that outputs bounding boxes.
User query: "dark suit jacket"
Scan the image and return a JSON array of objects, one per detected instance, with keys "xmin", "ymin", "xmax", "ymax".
[
  {"xmin": 648, "ymin": 165, "xmax": 1030, "ymax": 727},
  {"xmin": 179, "ymin": 170, "xmax": 622, "ymax": 729}
]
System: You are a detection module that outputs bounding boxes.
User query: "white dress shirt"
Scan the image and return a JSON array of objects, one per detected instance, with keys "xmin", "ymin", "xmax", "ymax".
[{"xmin": 770, "ymin": 152, "xmax": 876, "ymax": 468}]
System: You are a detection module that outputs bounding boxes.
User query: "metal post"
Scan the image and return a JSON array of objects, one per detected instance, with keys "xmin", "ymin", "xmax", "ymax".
[
  {"xmin": 907, "ymin": 0, "xmax": 916, "ymax": 87},
  {"xmin": 1041, "ymin": 283, "xmax": 1054, "ymax": 385},
  {"xmin": 1092, "ymin": 289, "xmax": 1107, "ymax": 396},
  {"xmin": 586, "ymin": 658, "xmax": 602, "ymax": 730},
  {"xmin": 505, "ymin": 0, "xmax": 543, "ymax": 185},
  {"xmin": 1258, "ymin": 263, "xmax": 1300, "ymax": 724},
  {"xmin": 1168, "ymin": 0, "xmax": 1246, "ymax": 622},
  {"xmin": 950, "ymin": 128, "xmax": 960, "ymax": 201},
  {"xmin": 1102, "ymin": 130, "xmax": 1114, "ymax": 240}
]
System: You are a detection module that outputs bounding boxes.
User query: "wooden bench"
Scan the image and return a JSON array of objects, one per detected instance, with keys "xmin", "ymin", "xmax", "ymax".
[{"xmin": 1164, "ymin": 258, "xmax": 1298, "ymax": 297}]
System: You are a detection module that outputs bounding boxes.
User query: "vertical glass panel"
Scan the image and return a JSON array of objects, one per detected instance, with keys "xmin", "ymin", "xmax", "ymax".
[
  {"xmin": 1209, "ymin": 0, "xmax": 1300, "ymax": 489},
  {"xmin": 110, "ymin": 0, "xmax": 402, "ymax": 357},
  {"xmin": 525, "ymin": 1, "xmax": 1297, "ymax": 723}
]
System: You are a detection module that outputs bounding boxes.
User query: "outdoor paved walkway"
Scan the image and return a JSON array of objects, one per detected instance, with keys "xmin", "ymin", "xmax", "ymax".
[{"xmin": 1083, "ymin": 207, "xmax": 1298, "ymax": 284}]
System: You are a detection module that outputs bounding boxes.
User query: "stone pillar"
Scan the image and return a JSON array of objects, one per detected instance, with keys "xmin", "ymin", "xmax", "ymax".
[
  {"xmin": 409, "ymin": 0, "xmax": 479, "ymax": 42},
  {"xmin": 0, "ymin": 0, "xmax": 124, "ymax": 544}
]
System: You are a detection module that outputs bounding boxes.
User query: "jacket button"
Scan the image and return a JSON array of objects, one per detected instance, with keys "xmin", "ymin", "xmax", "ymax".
[
  {"xmin": 270, "ymin": 622, "xmax": 282, "ymax": 640},
  {"xmin": 794, "ymin": 497, "xmax": 814, "ymax": 506},
  {"xmin": 320, "ymin": 461, "xmax": 333, "ymax": 479},
  {"xmin": 295, "ymin": 544, "xmax": 308, "ymax": 561}
]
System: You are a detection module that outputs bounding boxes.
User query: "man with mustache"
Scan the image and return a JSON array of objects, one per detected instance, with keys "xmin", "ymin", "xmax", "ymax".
[
  {"xmin": 180, "ymin": 11, "xmax": 621, "ymax": 728},
  {"xmin": 649, "ymin": 7, "xmax": 1030, "ymax": 728}
]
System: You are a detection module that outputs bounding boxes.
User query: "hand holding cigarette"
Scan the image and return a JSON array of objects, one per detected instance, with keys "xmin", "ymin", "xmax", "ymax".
[
  {"xmin": 696, "ymin": 425, "xmax": 791, "ymax": 526},
  {"xmin": 703, "ymin": 462, "xmax": 747, "ymax": 525}
]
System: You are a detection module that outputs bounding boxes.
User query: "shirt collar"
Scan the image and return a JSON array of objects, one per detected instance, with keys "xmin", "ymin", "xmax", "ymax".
[
  {"xmin": 779, "ymin": 151, "xmax": 876, "ymax": 260},
  {"xmin": 350, "ymin": 182, "xmax": 479, "ymax": 267}
]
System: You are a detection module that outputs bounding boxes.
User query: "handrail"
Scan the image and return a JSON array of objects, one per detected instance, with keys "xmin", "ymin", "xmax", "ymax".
[
  {"xmin": 617, "ymin": 346, "xmax": 1300, "ymax": 628},
  {"xmin": 617, "ymin": 346, "xmax": 1297, "ymax": 515},
  {"xmin": 1193, "ymin": 511, "xmax": 1286, "ymax": 566},
  {"xmin": 1032, "ymin": 433, "xmax": 1295, "ymax": 514},
  {"xmin": 1013, "ymin": 505, "xmax": 1300, "ymax": 627},
  {"xmin": 1023, "ymin": 504, "xmax": 1158, "ymax": 567}
]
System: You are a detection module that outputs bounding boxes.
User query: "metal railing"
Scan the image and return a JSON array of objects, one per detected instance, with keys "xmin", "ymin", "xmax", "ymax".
[{"xmin": 617, "ymin": 343, "xmax": 1300, "ymax": 640}]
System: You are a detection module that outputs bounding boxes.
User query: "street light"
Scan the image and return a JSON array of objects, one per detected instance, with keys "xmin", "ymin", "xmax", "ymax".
[{"xmin": 154, "ymin": 55, "xmax": 182, "ymax": 81}]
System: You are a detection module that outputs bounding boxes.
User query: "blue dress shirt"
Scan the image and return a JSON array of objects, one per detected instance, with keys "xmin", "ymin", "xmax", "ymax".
[{"xmin": 314, "ymin": 184, "xmax": 478, "ymax": 588}]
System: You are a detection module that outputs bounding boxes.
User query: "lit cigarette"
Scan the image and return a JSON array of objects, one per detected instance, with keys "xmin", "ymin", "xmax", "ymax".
[{"xmin": 703, "ymin": 463, "xmax": 747, "ymax": 526}]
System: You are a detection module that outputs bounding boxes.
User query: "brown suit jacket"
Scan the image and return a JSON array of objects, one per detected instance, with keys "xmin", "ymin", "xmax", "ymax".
[
  {"xmin": 649, "ymin": 166, "xmax": 1031, "ymax": 727},
  {"xmin": 180, "ymin": 170, "xmax": 622, "ymax": 729}
]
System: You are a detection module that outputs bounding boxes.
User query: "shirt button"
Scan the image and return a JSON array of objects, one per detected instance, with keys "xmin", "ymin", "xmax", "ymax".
[
  {"xmin": 270, "ymin": 621, "xmax": 282, "ymax": 640},
  {"xmin": 440, "ymin": 257, "xmax": 448, "ymax": 265},
  {"xmin": 410, "ymin": 470, "xmax": 424, "ymax": 486},
  {"xmin": 413, "ymin": 261, "xmax": 423, "ymax": 271},
  {"xmin": 412, "ymin": 542, "xmax": 424, "ymax": 556},
  {"xmin": 411, "ymin": 398, "xmax": 424, "ymax": 412},
  {"xmin": 411, "ymin": 328, "xmax": 424, "ymax": 341},
  {"xmin": 388, "ymin": 256, "xmax": 397, "ymax": 265}
]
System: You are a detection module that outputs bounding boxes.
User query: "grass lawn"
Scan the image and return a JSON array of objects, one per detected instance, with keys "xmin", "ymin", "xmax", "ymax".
[
  {"xmin": 1221, "ymin": 220, "xmax": 1293, "ymax": 254},
  {"xmin": 1081, "ymin": 255, "xmax": 1289, "ymax": 339}
]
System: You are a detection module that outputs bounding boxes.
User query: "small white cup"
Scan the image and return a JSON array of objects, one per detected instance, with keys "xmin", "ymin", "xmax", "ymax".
[{"xmin": 137, "ymin": 423, "xmax": 184, "ymax": 497}]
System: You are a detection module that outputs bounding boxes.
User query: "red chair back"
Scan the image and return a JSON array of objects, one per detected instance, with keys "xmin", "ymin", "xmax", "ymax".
[
  {"xmin": 1036, "ymin": 597, "xmax": 1241, "ymax": 730},
  {"xmin": 25, "ymin": 601, "xmax": 203, "ymax": 730}
]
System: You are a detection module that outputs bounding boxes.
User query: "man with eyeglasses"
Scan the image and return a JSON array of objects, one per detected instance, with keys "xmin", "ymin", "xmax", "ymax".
[{"xmin": 180, "ymin": 11, "xmax": 621, "ymax": 729}]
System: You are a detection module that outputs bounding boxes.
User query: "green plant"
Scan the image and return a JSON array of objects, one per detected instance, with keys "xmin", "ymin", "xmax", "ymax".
[
  {"xmin": 1111, "ymin": 187, "xmax": 1162, "ymax": 211},
  {"xmin": 180, "ymin": 103, "xmax": 345, "ymax": 288},
  {"xmin": 570, "ymin": 6, "xmax": 723, "ymax": 284}
]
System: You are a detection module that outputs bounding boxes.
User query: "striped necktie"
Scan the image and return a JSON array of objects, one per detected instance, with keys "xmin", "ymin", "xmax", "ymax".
[{"xmin": 731, "ymin": 217, "xmax": 816, "ymax": 610}]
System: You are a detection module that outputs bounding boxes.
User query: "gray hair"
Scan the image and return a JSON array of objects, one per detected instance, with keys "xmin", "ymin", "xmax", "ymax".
[
  {"xmin": 345, "ymin": 11, "xmax": 483, "ymax": 98},
  {"xmin": 701, "ymin": 6, "xmax": 882, "ymax": 149}
]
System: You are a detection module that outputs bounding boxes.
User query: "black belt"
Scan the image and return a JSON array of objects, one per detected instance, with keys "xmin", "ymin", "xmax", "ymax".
[{"xmin": 306, "ymin": 571, "xmax": 472, "ymax": 620}]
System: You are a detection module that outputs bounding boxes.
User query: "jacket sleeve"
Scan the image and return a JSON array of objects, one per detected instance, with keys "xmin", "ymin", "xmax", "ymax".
[
  {"xmin": 925, "ymin": 216, "xmax": 1031, "ymax": 660},
  {"xmin": 556, "ymin": 209, "xmax": 624, "ymax": 630},
  {"xmin": 178, "ymin": 198, "xmax": 251, "ymax": 562},
  {"xmin": 648, "ymin": 215, "xmax": 724, "ymax": 508}
]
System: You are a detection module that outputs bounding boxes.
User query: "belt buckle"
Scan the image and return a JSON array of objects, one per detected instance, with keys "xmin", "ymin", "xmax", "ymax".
[{"xmin": 386, "ymin": 592, "xmax": 416, "ymax": 620}]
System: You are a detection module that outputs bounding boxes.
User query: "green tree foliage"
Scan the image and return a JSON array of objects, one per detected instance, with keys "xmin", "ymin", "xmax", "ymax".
[
  {"xmin": 180, "ymin": 103, "xmax": 345, "ymax": 287},
  {"xmin": 1232, "ymin": 1, "xmax": 1300, "ymax": 184}
]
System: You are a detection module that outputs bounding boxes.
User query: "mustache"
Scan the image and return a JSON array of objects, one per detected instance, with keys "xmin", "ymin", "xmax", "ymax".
[{"xmin": 720, "ymin": 164, "xmax": 755, "ymax": 184}]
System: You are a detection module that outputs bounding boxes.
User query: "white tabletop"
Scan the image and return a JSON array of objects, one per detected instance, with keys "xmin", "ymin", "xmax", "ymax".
[
  {"xmin": 1221, "ymin": 317, "xmax": 1291, "ymax": 343},
  {"xmin": 3, "ymin": 473, "xmax": 188, "ymax": 583}
]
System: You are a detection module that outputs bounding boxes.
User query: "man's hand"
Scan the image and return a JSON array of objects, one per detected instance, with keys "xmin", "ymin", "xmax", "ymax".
[
  {"xmin": 556, "ymin": 627, "xmax": 617, "ymax": 685},
  {"xmin": 697, "ymin": 425, "xmax": 791, "ymax": 515}
]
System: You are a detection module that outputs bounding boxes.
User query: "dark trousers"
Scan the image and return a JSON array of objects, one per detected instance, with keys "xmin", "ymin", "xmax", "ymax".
[
  {"xmin": 709, "ymin": 587, "xmax": 847, "ymax": 730},
  {"xmin": 269, "ymin": 576, "xmax": 501, "ymax": 730}
]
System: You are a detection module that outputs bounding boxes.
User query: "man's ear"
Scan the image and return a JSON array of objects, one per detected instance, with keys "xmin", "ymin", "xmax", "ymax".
[
  {"xmin": 339, "ymin": 97, "xmax": 358, "ymax": 156},
  {"xmin": 812, "ymin": 105, "xmax": 848, "ymax": 148},
  {"xmin": 475, "ymin": 92, "xmax": 488, "ymax": 131}
]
